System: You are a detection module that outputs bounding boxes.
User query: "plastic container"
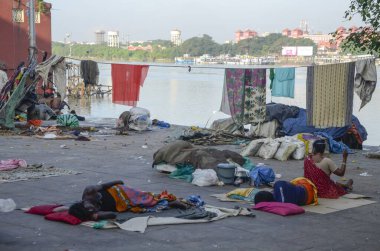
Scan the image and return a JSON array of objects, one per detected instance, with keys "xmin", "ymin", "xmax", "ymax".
[{"xmin": 216, "ymin": 163, "xmax": 236, "ymax": 185}]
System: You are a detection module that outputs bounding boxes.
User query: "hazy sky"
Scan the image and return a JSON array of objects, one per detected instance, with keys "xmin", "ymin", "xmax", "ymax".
[{"xmin": 49, "ymin": 0, "xmax": 363, "ymax": 43}]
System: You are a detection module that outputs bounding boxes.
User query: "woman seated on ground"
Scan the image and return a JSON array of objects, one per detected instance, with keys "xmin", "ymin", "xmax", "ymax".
[
  {"xmin": 67, "ymin": 180, "xmax": 190, "ymax": 221},
  {"xmin": 254, "ymin": 178, "xmax": 318, "ymax": 206},
  {"xmin": 304, "ymin": 140, "xmax": 353, "ymax": 198}
]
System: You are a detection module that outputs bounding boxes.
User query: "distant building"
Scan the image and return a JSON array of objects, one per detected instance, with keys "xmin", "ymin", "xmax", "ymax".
[
  {"xmin": 283, "ymin": 28, "xmax": 304, "ymax": 38},
  {"xmin": 260, "ymin": 32, "xmax": 272, "ymax": 37},
  {"xmin": 291, "ymin": 28, "xmax": 303, "ymax": 38},
  {"xmin": 335, "ymin": 26, "xmax": 358, "ymax": 47},
  {"xmin": 171, "ymin": 29, "xmax": 182, "ymax": 46},
  {"xmin": 235, "ymin": 29, "xmax": 258, "ymax": 42},
  {"xmin": 300, "ymin": 20, "xmax": 309, "ymax": 34},
  {"xmin": 317, "ymin": 41, "xmax": 338, "ymax": 54},
  {"xmin": 282, "ymin": 29, "xmax": 291, "ymax": 36},
  {"xmin": 303, "ymin": 34, "xmax": 333, "ymax": 44},
  {"xmin": 127, "ymin": 45, "xmax": 153, "ymax": 52},
  {"xmin": 107, "ymin": 31, "xmax": 119, "ymax": 48},
  {"xmin": 0, "ymin": 0, "xmax": 52, "ymax": 72},
  {"xmin": 336, "ymin": 26, "xmax": 347, "ymax": 35},
  {"xmin": 95, "ymin": 30, "xmax": 105, "ymax": 45}
]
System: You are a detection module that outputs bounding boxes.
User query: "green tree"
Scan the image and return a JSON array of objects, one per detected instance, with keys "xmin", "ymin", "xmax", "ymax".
[
  {"xmin": 180, "ymin": 35, "xmax": 221, "ymax": 56},
  {"xmin": 340, "ymin": 0, "xmax": 380, "ymax": 54}
]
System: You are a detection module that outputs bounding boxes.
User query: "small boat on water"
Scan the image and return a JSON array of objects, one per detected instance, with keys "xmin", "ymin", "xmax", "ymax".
[{"xmin": 175, "ymin": 57, "xmax": 196, "ymax": 65}]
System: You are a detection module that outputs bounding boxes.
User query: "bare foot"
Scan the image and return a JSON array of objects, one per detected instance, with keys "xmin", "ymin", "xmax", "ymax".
[
  {"xmin": 337, "ymin": 179, "xmax": 353, "ymax": 192},
  {"xmin": 346, "ymin": 179, "xmax": 353, "ymax": 191}
]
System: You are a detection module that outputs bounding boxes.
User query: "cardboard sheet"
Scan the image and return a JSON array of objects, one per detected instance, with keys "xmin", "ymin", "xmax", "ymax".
[{"xmin": 303, "ymin": 194, "xmax": 376, "ymax": 214}]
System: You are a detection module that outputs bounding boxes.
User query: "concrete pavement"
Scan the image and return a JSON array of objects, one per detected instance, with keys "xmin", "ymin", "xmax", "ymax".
[{"xmin": 0, "ymin": 125, "xmax": 379, "ymax": 251}]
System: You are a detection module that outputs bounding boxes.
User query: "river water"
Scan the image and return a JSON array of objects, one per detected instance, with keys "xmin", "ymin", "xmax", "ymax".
[{"xmin": 68, "ymin": 64, "xmax": 380, "ymax": 146}]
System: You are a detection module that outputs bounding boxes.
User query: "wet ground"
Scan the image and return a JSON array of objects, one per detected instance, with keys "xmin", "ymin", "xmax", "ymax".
[{"xmin": 0, "ymin": 124, "xmax": 380, "ymax": 251}]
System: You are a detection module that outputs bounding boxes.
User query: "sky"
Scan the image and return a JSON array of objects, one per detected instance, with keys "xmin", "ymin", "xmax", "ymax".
[{"xmin": 49, "ymin": 0, "xmax": 364, "ymax": 43}]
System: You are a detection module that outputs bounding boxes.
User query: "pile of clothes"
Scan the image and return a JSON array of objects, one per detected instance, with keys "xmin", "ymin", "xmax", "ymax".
[{"xmin": 225, "ymin": 103, "xmax": 368, "ymax": 151}]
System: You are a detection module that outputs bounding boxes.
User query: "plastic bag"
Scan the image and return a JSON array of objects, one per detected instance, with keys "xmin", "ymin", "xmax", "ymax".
[
  {"xmin": 274, "ymin": 141, "xmax": 297, "ymax": 161},
  {"xmin": 0, "ymin": 198, "xmax": 16, "ymax": 212},
  {"xmin": 241, "ymin": 139, "xmax": 267, "ymax": 157},
  {"xmin": 291, "ymin": 141, "xmax": 306, "ymax": 160},
  {"xmin": 191, "ymin": 169, "xmax": 219, "ymax": 187},
  {"xmin": 249, "ymin": 166, "xmax": 275, "ymax": 187},
  {"xmin": 169, "ymin": 164, "xmax": 194, "ymax": 183},
  {"xmin": 257, "ymin": 140, "xmax": 280, "ymax": 159},
  {"xmin": 185, "ymin": 195, "xmax": 205, "ymax": 207},
  {"xmin": 129, "ymin": 107, "xmax": 152, "ymax": 131}
]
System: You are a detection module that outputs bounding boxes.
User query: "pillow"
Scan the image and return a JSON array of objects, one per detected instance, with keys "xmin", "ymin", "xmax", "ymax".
[
  {"xmin": 25, "ymin": 204, "xmax": 62, "ymax": 216},
  {"xmin": 44, "ymin": 211, "xmax": 82, "ymax": 225},
  {"xmin": 253, "ymin": 202, "xmax": 305, "ymax": 216}
]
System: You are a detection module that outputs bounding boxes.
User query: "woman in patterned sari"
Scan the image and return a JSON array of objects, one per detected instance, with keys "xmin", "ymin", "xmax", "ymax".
[{"xmin": 304, "ymin": 140, "xmax": 353, "ymax": 198}]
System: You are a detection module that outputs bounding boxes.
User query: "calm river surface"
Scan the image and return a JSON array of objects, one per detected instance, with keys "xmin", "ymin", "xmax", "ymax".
[{"xmin": 68, "ymin": 64, "xmax": 380, "ymax": 146}]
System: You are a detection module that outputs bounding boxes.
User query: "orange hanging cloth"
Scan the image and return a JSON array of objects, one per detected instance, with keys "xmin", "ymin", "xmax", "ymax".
[{"xmin": 111, "ymin": 64, "xmax": 149, "ymax": 106}]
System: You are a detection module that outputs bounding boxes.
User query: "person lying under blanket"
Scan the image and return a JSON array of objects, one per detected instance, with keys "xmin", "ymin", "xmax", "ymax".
[
  {"xmin": 55, "ymin": 180, "xmax": 192, "ymax": 221},
  {"xmin": 254, "ymin": 178, "xmax": 318, "ymax": 206}
]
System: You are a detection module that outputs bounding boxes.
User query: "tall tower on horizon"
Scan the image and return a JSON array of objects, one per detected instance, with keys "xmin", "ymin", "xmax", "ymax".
[
  {"xmin": 170, "ymin": 29, "xmax": 182, "ymax": 46},
  {"xmin": 107, "ymin": 31, "xmax": 120, "ymax": 48},
  {"xmin": 95, "ymin": 30, "xmax": 105, "ymax": 45},
  {"xmin": 300, "ymin": 20, "xmax": 309, "ymax": 34}
]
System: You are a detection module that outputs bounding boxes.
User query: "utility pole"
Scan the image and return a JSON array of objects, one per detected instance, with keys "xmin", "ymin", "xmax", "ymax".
[{"xmin": 28, "ymin": 0, "xmax": 36, "ymax": 63}]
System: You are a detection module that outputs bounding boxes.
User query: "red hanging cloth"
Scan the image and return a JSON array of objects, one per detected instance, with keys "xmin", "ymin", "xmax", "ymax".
[{"xmin": 111, "ymin": 64, "xmax": 149, "ymax": 106}]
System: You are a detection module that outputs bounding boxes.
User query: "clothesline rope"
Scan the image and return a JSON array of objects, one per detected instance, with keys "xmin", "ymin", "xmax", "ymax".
[
  {"xmin": 63, "ymin": 56, "xmax": 370, "ymax": 70},
  {"xmin": 64, "ymin": 56, "xmax": 374, "ymax": 70}
]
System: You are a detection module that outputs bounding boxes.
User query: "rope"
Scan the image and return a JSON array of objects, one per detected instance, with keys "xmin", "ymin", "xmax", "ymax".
[
  {"xmin": 63, "ymin": 56, "xmax": 313, "ymax": 69},
  {"xmin": 63, "ymin": 55, "xmax": 374, "ymax": 69}
]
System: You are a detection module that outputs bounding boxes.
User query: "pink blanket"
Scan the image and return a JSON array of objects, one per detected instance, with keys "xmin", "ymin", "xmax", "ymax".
[{"xmin": 0, "ymin": 159, "xmax": 27, "ymax": 171}]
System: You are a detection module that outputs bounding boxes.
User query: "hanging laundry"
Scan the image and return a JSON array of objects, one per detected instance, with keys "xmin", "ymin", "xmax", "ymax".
[
  {"xmin": 269, "ymin": 68, "xmax": 275, "ymax": 90},
  {"xmin": 354, "ymin": 58, "xmax": 377, "ymax": 110},
  {"xmin": 52, "ymin": 59, "xmax": 67, "ymax": 99},
  {"xmin": 111, "ymin": 64, "xmax": 149, "ymax": 106},
  {"xmin": 35, "ymin": 55, "xmax": 64, "ymax": 85},
  {"xmin": 306, "ymin": 62, "xmax": 355, "ymax": 128},
  {"xmin": 271, "ymin": 67, "xmax": 295, "ymax": 98},
  {"xmin": 220, "ymin": 68, "xmax": 266, "ymax": 125},
  {"xmin": 80, "ymin": 60, "xmax": 99, "ymax": 86}
]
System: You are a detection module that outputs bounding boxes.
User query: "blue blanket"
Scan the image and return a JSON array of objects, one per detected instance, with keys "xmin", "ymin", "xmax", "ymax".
[{"xmin": 283, "ymin": 108, "xmax": 367, "ymax": 142}]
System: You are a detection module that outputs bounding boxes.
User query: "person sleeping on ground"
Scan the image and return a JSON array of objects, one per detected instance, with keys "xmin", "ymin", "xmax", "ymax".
[
  {"xmin": 254, "ymin": 178, "xmax": 318, "ymax": 206},
  {"xmin": 65, "ymin": 180, "xmax": 191, "ymax": 221},
  {"xmin": 304, "ymin": 140, "xmax": 353, "ymax": 198}
]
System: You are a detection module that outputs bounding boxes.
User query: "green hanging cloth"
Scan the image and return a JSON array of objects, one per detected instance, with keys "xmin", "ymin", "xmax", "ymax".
[{"xmin": 269, "ymin": 68, "xmax": 275, "ymax": 90}]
